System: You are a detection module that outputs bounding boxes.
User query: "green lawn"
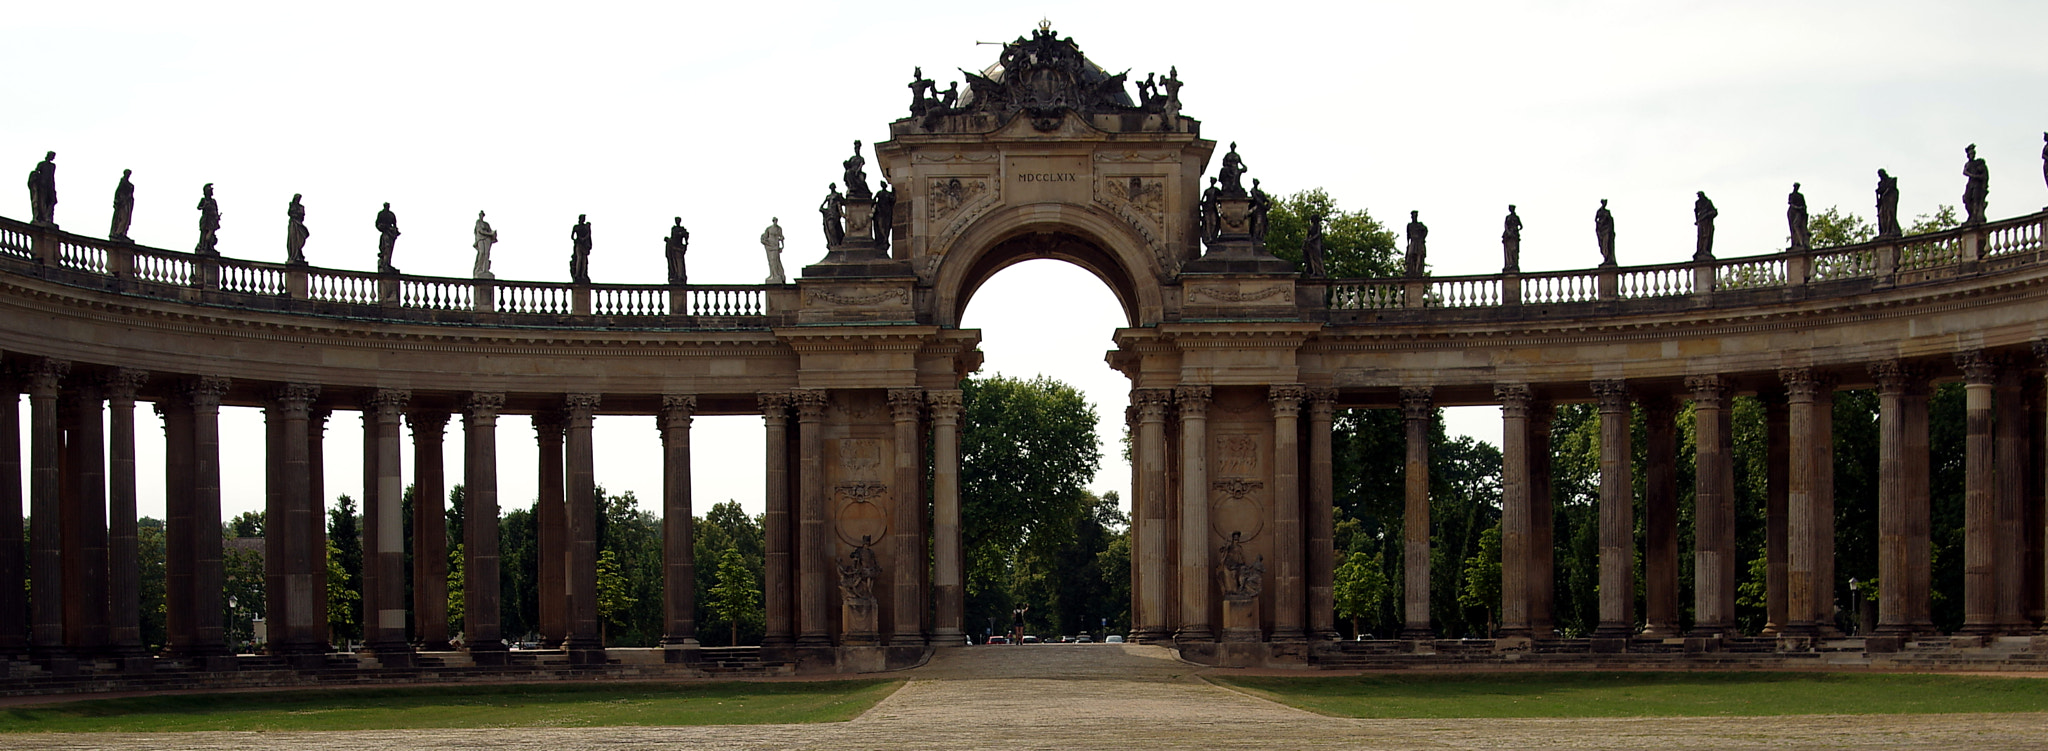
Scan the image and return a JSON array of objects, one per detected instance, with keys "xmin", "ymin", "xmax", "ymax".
[
  {"xmin": 0, "ymin": 679, "xmax": 901, "ymax": 733},
  {"xmin": 1212, "ymin": 672, "xmax": 2048, "ymax": 718}
]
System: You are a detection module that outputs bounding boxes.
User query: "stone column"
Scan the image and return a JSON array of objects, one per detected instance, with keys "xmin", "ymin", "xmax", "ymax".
[
  {"xmin": 26, "ymin": 359, "xmax": 66, "ymax": 657},
  {"xmin": 408, "ymin": 410, "xmax": 451, "ymax": 651},
  {"xmin": 187, "ymin": 376, "xmax": 230, "ymax": 656},
  {"xmin": 659, "ymin": 396, "xmax": 700, "ymax": 650},
  {"xmin": 1995, "ymin": 366, "xmax": 2027, "ymax": 633},
  {"xmin": 268, "ymin": 383, "xmax": 322, "ymax": 656},
  {"xmin": 533, "ymin": 410, "xmax": 567, "ymax": 648},
  {"xmin": 1399, "ymin": 387, "xmax": 1433, "ymax": 639},
  {"xmin": 60, "ymin": 376, "xmax": 109, "ymax": 654},
  {"xmin": 1131, "ymin": 389, "xmax": 1172, "ymax": 642},
  {"xmin": 792, "ymin": 389, "xmax": 830, "ymax": 646},
  {"xmin": 1174, "ymin": 385, "xmax": 1213, "ymax": 643},
  {"xmin": 1872, "ymin": 361, "xmax": 1931, "ymax": 635},
  {"xmin": 103, "ymin": 370, "xmax": 147, "ymax": 657},
  {"xmin": 1306, "ymin": 388, "xmax": 1339, "ymax": 641},
  {"xmin": 1495, "ymin": 384, "xmax": 1533, "ymax": 638},
  {"xmin": 0, "ymin": 369, "xmax": 23, "ymax": 657},
  {"xmin": 363, "ymin": 389, "xmax": 411, "ymax": 662},
  {"xmin": 1592, "ymin": 379, "xmax": 1635, "ymax": 638},
  {"xmin": 1813, "ymin": 377, "xmax": 1839, "ymax": 636},
  {"xmin": 887, "ymin": 388, "xmax": 925, "ymax": 646},
  {"xmin": 158, "ymin": 399, "xmax": 194, "ymax": 656},
  {"xmin": 562, "ymin": 393, "xmax": 602, "ymax": 658},
  {"xmin": 1642, "ymin": 393, "xmax": 1680, "ymax": 638},
  {"xmin": 1783, "ymin": 367, "xmax": 1840, "ymax": 638},
  {"xmin": 1269, "ymin": 384, "xmax": 1306, "ymax": 642},
  {"xmin": 658, "ymin": 395, "xmax": 698, "ymax": 649},
  {"xmin": 1688, "ymin": 376, "xmax": 1736, "ymax": 636},
  {"xmin": 1958, "ymin": 351, "xmax": 1999, "ymax": 634},
  {"xmin": 1530, "ymin": 398, "xmax": 1557, "ymax": 636},
  {"xmin": 1761, "ymin": 390, "xmax": 1790, "ymax": 634},
  {"xmin": 463, "ymin": 392, "xmax": 506, "ymax": 661},
  {"xmin": 927, "ymin": 390, "xmax": 965, "ymax": 644},
  {"xmin": 758, "ymin": 392, "xmax": 795, "ymax": 647}
]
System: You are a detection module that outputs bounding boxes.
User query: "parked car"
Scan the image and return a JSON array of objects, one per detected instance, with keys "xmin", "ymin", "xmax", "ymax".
[
  {"xmin": 1104, "ymin": 634, "xmax": 1125, "ymax": 643},
  {"xmin": 1073, "ymin": 634, "xmax": 1093, "ymax": 643},
  {"xmin": 987, "ymin": 635, "xmax": 1010, "ymax": 644},
  {"xmin": 1021, "ymin": 635, "xmax": 1041, "ymax": 644}
]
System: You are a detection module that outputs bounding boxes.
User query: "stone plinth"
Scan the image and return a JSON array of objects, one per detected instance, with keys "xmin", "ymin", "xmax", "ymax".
[{"xmin": 1220, "ymin": 598, "xmax": 1261, "ymax": 643}]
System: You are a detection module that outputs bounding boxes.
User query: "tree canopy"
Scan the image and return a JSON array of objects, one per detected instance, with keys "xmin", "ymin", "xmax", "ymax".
[{"xmin": 1262, "ymin": 188, "xmax": 1401, "ymax": 278}]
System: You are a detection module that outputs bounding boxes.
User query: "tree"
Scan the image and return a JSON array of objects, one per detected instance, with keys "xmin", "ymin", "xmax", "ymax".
[
  {"xmin": 596, "ymin": 548, "xmax": 635, "ymax": 644},
  {"xmin": 1809, "ymin": 206, "xmax": 1875, "ymax": 249},
  {"xmin": 1333, "ymin": 550, "xmax": 1389, "ymax": 638},
  {"xmin": 594, "ymin": 487, "xmax": 663, "ymax": 646},
  {"xmin": 694, "ymin": 500, "xmax": 765, "ymax": 646},
  {"xmin": 326, "ymin": 494, "xmax": 362, "ymax": 644},
  {"xmin": 707, "ymin": 546, "xmax": 761, "ymax": 647},
  {"xmin": 1458, "ymin": 524, "xmax": 1503, "ymax": 637},
  {"xmin": 959, "ymin": 374, "xmax": 1101, "ymax": 635},
  {"xmin": 138, "ymin": 517, "xmax": 167, "ymax": 651},
  {"xmin": 1263, "ymin": 188, "xmax": 1401, "ymax": 278},
  {"xmin": 225, "ymin": 510, "xmax": 264, "ymax": 539}
]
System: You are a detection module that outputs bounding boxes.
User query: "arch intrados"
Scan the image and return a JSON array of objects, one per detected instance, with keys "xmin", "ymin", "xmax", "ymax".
[{"xmin": 935, "ymin": 204, "xmax": 1163, "ymax": 329}]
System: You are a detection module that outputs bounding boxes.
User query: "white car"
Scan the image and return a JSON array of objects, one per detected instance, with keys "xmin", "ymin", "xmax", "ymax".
[{"xmin": 1104, "ymin": 634, "xmax": 1125, "ymax": 643}]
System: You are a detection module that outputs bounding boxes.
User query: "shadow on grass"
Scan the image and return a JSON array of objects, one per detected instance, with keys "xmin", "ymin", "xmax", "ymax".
[
  {"xmin": 1210, "ymin": 671, "xmax": 2048, "ymax": 719},
  {"xmin": 0, "ymin": 680, "xmax": 903, "ymax": 733}
]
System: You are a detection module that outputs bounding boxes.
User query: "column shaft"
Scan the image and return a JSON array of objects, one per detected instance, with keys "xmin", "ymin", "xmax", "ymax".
[
  {"xmin": 1530, "ymin": 400, "xmax": 1557, "ymax": 635},
  {"xmin": 105, "ymin": 371, "xmax": 146, "ymax": 656},
  {"xmin": 758, "ymin": 393, "xmax": 794, "ymax": 646},
  {"xmin": 464, "ymin": 393, "xmax": 505, "ymax": 656},
  {"xmin": 1995, "ymin": 368, "xmax": 2027, "ymax": 632},
  {"xmin": 188, "ymin": 377, "xmax": 229, "ymax": 655},
  {"xmin": 1689, "ymin": 376, "xmax": 1736, "ymax": 635},
  {"xmin": 26, "ymin": 360, "xmax": 66, "ymax": 656},
  {"xmin": 928, "ymin": 390, "xmax": 965, "ymax": 643},
  {"xmin": 1399, "ymin": 387, "xmax": 1432, "ymax": 639},
  {"xmin": 888, "ymin": 389, "xmax": 925, "ymax": 645},
  {"xmin": 1175, "ymin": 386, "xmax": 1212, "ymax": 642},
  {"xmin": 1643, "ymin": 394, "xmax": 1680, "ymax": 637},
  {"xmin": 533, "ymin": 411, "xmax": 567, "ymax": 647},
  {"xmin": 659, "ymin": 395, "xmax": 697, "ymax": 647},
  {"xmin": 409, "ymin": 410, "xmax": 451, "ymax": 650},
  {"xmin": 1872, "ymin": 361, "xmax": 1928, "ymax": 635},
  {"xmin": 1592, "ymin": 380, "xmax": 1635, "ymax": 638},
  {"xmin": 1782, "ymin": 368, "xmax": 1824, "ymax": 637},
  {"xmin": 1306, "ymin": 388, "xmax": 1338, "ymax": 641},
  {"xmin": 1959, "ymin": 352, "xmax": 1999, "ymax": 634},
  {"xmin": 793, "ymin": 389, "xmax": 830, "ymax": 646},
  {"xmin": 267, "ymin": 384, "xmax": 322, "ymax": 655},
  {"xmin": 0, "ymin": 370, "xmax": 24, "ymax": 656},
  {"xmin": 1131, "ymin": 389, "xmax": 1172, "ymax": 642},
  {"xmin": 1270, "ymin": 385, "xmax": 1306, "ymax": 642},
  {"xmin": 60, "ymin": 379, "xmax": 110, "ymax": 653},
  {"xmin": 1496, "ymin": 385, "xmax": 1532, "ymax": 638},
  {"xmin": 1813, "ymin": 382, "xmax": 1838, "ymax": 635},
  {"xmin": 160, "ymin": 399, "xmax": 195, "ymax": 655},
  {"xmin": 562, "ymin": 394, "xmax": 602, "ymax": 655},
  {"xmin": 364, "ymin": 389, "xmax": 411, "ymax": 658},
  {"xmin": 1762, "ymin": 391, "xmax": 1790, "ymax": 634}
]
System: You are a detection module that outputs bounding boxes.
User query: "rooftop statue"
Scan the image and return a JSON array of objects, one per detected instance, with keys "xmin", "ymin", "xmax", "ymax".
[
  {"xmin": 819, "ymin": 183, "xmax": 845, "ymax": 247},
  {"xmin": 907, "ymin": 67, "xmax": 933, "ymax": 116},
  {"xmin": 1962, "ymin": 143, "xmax": 1989, "ymax": 225},
  {"xmin": 761, "ymin": 217, "xmax": 786, "ymax": 284},
  {"xmin": 664, "ymin": 217, "xmax": 689, "ymax": 286},
  {"xmin": 1218, "ymin": 142, "xmax": 1247, "ymax": 198},
  {"xmin": 26, "ymin": 151, "xmax": 56, "ymax": 227},
  {"xmin": 1304, "ymin": 212, "xmax": 1327, "ymax": 278},
  {"xmin": 957, "ymin": 26, "xmax": 1140, "ymax": 132},
  {"xmin": 286, "ymin": 194, "xmax": 310, "ymax": 265},
  {"xmin": 1876, "ymin": 170, "xmax": 1902, "ymax": 238},
  {"xmin": 1405, "ymin": 210, "xmax": 1429, "ymax": 277},
  {"xmin": 472, "ymin": 210, "xmax": 498, "ymax": 279},
  {"xmin": 873, "ymin": 181, "xmax": 895, "ymax": 251},
  {"xmin": 1694, "ymin": 191, "xmax": 1718, "ymax": 261},
  {"xmin": 2041, "ymin": 132, "xmax": 2047, "ymax": 191},
  {"xmin": 1198, "ymin": 177, "xmax": 1221, "ymax": 245},
  {"xmin": 1594, "ymin": 199, "xmax": 1616, "ymax": 267},
  {"xmin": 842, "ymin": 141, "xmax": 870, "ymax": 200},
  {"xmin": 196, "ymin": 183, "xmax": 222, "ymax": 257},
  {"xmin": 1502, "ymin": 205, "xmax": 1523, "ymax": 273},
  {"xmin": 109, "ymin": 169, "xmax": 135, "ymax": 243},
  {"xmin": 374, "ymin": 201, "xmax": 399, "ymax": 273},
  {"xmin": 1248, "ymin": 178, "xmax": 1271, "ymax": 243},
  {"xmin": 1788, "ymin": 183, "xmax": 1812, "ymax": 251},
  {"xmin": 569, "ymin": 214, "xmax": 592, "ymax": 284}
]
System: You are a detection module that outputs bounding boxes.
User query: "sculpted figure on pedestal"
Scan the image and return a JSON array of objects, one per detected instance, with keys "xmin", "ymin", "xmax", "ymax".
[
  {"xmin": 374, "ymin": 201, "xmax": 400, "ymax": 272},
  {"xmin": 471, "ymin": 210, "xmax": 498, "ymax": 279},
  {"xmin": 1218, "ymin": 532, "xmax": 1264, "ymax": 600},
  {"xmin": 569, "ymin": 214, "xmax": 592, "ymax": 284},
  {"xmin": 1218, "ymin": 142, "xmax": 1247, "ymax": 197},
  {"xmin": 1962, "ymin": 143, "xmax": 1989, "ymax": 225},
  {"xmin": 196, "ymin": 183, "xmax": 222, "ymax": 257},
  {"xmin": 1502, "ymin": 204, "xmax": 1522, "ymax": 273},
  {"xmin": 761, "ymin": 217, "xmax": 786, "ymax": 284},
  {"xmin": 1405, "ymin": 210, "xmax": 1428, "ymax": 277},
  {"xmin": 286, "ymin": 194, "xmax": 310, "ymax": 265},
  {"xmin": 873, "ymin": 180, "xmax": 895, "ymax": 251},
  {"xmin": 26, "ymin": 151, "xmax": 56, "ymax": 227},
  {"xmin": 1304, "ymin": 212, "xmax": 1327, "ymax": 278},
  {"xmin": 842, "ymin": 141, "xmax": 870, "ymax": 200},
  {"xmin": 664, "ymin": 217, "xmax": 689, "ymax": 286},
  {"xmin": 907, "ymin": 67, "xmax": 933, "ymax": 116},
  {"xmin": 838, "ymin": 537, "xmax": 881, "ymax": 611},
  {"xmin": 1198, "ymin": 177, "xmax": 1221, "ymax": 245},
  {"xmin": 109, "ymin": 169, "xmax": 135, "ymax": 243},
  {"xmin": 1594, "ymin": 199, "xmax": 1616, "ymax": 267},
  {"xmin": 1248, "ymin": 178, "xmax": 1270, "ymax": 243},
  {"xmin": 1788, "ymin": 183, "xmax": 1812, "ymax": 250},
  {"xmin": 1693, "ymin": 191, "xmax": 1717, "ymax": 261},
  {"xmin": 1876, "ymin": 170, "xmax": 1902, "ymax": 238},
  {"xmin": 819, "ymin": 183, "xmax": 845, "ymax": 246}
]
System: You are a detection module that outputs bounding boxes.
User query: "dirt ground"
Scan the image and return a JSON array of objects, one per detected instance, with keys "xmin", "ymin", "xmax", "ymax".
[{"xmin": 9, "ymin": 644, "xmax": 2048, "ymax": 750}]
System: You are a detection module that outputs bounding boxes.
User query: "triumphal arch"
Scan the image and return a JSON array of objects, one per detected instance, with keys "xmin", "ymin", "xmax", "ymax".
[{"xmin": 4, "ymin": 27, "xmax": 2048, "ymax": 687}]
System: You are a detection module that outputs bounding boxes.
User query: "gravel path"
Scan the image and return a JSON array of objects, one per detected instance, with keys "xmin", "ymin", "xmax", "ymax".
[{"xmin": 10, "ymin": 644, "xmax": 2048, "ymax": 750}]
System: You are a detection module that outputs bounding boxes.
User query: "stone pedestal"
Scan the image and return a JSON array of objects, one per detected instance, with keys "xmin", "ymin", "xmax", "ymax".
[
  {"xmin": 1220, "ymin": 598, "xmax": 1261, "ymax": 643},
  {"xmin": 842, "ymin": 603, "xmax": 880, "ymax": 646}
]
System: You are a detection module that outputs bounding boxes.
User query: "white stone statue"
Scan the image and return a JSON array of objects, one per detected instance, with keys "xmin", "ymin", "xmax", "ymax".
[
  {"xmin": 472, "ymin": 210, "xmax": 498, "ymax": 279},
  {"xmin": 761, "ymin": 217, "xmax": 787, "ymax": 284}
]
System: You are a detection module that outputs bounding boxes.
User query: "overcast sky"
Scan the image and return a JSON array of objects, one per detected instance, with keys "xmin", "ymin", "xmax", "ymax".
[{"xmin": 8, "ymin": 1, "xmax": 2047, "ymax": 523}]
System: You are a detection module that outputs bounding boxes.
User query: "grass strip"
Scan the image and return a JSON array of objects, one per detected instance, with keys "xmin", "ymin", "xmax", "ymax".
[
  {"xmin": 1212, "ymin": 671, "xmax": 2048, "ymax": 718},
  {"xmin": 0, "ymin": 679, "xmax": 901, "ymax": 733}
]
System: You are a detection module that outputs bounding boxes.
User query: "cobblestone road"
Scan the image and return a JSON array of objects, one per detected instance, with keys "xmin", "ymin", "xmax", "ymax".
[{"xmin": 12, "ymin": 644, "xmax": 2048, "ymax": 750}]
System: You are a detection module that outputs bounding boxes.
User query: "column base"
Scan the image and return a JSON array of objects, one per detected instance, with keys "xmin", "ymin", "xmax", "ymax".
[
  {"xmin": 930, "ymin": 628, "xmax": 967, "ymax": 647},
  {"xmin": 1267, "ymin": 628, "xmax": 1308, "ymax": 644},
  {"xmin": 761, "ymin": 634, "xmax": 796, "ymax": 648},
  {"xmin": 887, "ymin": 633, "xmax": 926, "ymax": 647},
  {"xmin": 1131, "ymin": 627, "xmax": 1174, "ymax": 644},
  {"xmin": 1956, "ymin": 621, "xmax": 1999, "ymax": 636},
  {"xmin": 661, "ymin": 644, "xmax": 701, "ymax": 664},
  {"xmin": 1311, "ymin": 628, "xmax": 1342, "ymax": 641},
  {"xmin": 1398, "ymin": 626, "xmax": 1434, "ymax": 640},
  {"xmin": 1591, "ymin": 625, "xmax": 1634, "ymax": 639},
  {"xmin": 414, "ymin": 639, "xmax": 455, "ymax": 652},
  {"xmin": 659, "ymin": 635, "xmax": 702, "ymax": 648},
  {"xmin": 1173, "ymin": 625, "xmax": 1215, "ymax": 644},
  {"xmin": 795, "ymin": 634, "xmax": 834, "ymax": 648},
  {"xmin": 466, "ymin": 644, "xmax": 510, "ymax": 666}
]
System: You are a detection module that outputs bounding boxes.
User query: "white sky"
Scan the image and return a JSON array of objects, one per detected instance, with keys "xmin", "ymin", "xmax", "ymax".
[{"xmin": 8, "ymin": 1, "xmax": 2047, "ymax": 522}]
